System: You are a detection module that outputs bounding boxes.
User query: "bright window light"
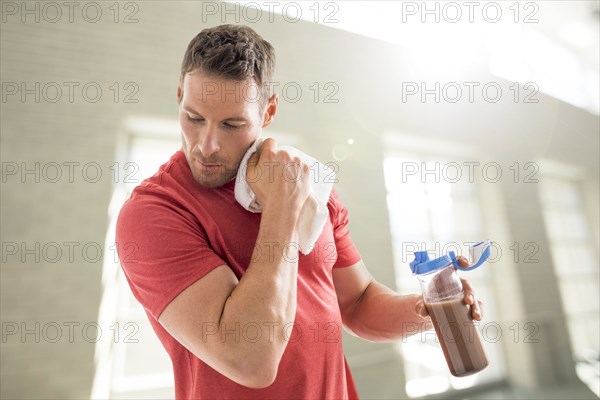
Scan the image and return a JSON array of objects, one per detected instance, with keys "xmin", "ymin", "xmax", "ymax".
[
  {"xmin": 227, "ymin": 1, "xmax": 599, "ymax": 114},
  {"xmin": 92, "ymin": 117, "xmax": 181, "ymax": 400},
  {"xmin": 488, "ymin": 26, "xmax": 599, "ymax": 114}
]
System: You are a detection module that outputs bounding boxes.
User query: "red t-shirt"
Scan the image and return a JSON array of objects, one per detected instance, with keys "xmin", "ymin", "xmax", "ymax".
[{"xmin": 116, "ymin": 150, "xmax": 362, "ymax": 399}]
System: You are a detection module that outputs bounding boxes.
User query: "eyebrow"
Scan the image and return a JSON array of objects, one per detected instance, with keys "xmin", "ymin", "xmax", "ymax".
[{"xmin": 182, "ymin": 105, "xmax": 247, "ymax": 122}]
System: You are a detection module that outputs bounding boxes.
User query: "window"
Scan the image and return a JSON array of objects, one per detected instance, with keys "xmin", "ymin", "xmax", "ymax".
[
  {"xmin": 539, "ymin": 171, "xmax": 599, "ymax": 362},
  {"xmin": 382, "ymin": 134, "xmax": 505, "ymax": 397},
  {"xmin": 92, "ymin": 117, "xmax": 181, "ymax": 399}
]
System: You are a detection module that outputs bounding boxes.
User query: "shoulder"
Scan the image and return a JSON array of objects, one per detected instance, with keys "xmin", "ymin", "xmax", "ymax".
[
  {"xmin": 115, "ymin": 151, "xmax": 198, "ymax": 241},
  {"xmin": 327, "ymin": 187, "xmax": 349, "ymax": 216},
  {"xmin": 327, "ymin": 187, "xmax": 342, "ymax": 211}
]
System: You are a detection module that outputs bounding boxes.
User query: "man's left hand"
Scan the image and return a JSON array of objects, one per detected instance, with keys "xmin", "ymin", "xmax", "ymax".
[
  {"xmin": 415, "ymin": 255, "xmax": 484, "ymax": 321},
  {"xmin": 456, "ymin": 255, "xmax": 483, "ymax": 321}
]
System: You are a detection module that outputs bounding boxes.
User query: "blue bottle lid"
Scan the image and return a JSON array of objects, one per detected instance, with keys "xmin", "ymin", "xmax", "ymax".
[{"xmin": 409, "ymin": 241, "xmax": 492, "ymax": 275}]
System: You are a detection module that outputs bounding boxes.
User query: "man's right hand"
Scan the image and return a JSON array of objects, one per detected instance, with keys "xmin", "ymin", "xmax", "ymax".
[
  {"xmin": 246, "ymin": 138, "xmax": 311, "ymax": 219},
  {"xmin": 160, "ymin": 138, "xmax": 309, "ymax": 388}
]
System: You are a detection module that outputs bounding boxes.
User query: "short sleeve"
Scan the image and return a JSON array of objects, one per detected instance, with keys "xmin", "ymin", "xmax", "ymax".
[
  {"xmin": 115, "ymin": 191, "xmax": 226, "ymax": 320},
  {"xmin": 328, "ymin": 188, "xmax": 362, "ymax": 268}
]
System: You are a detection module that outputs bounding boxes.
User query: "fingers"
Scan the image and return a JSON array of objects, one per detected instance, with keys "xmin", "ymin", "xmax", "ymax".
[
  {"xmin": 246, "ymin": 152, "xmax": 258, "ymax": 168},
  {"xmin": 417, "ymin": 304, "xmax": 429, "ymax": 318},
  {"xmin": 245, "ymin": 152, "xmax": 259, "ymax": 183},
  {"xmin": 246, "ymin": 138, "xmax": 272, "ymax": 178},
  {"xmin": 475, "ymin": 300, "xmax": 484, "ymax": 320},
  {"xmin": 245, "ymin": 137, "xmax": 310, "ymax": 213},
  {"xmin": 456, "ymin": 255, "xmax": 470, "ymax": 269},
  {"xmin": 246, "ymin": 138, "xmax": 266, "ymax": 172},
  {"xmin": 461, "ymin": 278, "xmax": 483, "ymax": 320},
  {"xmin": 460, "ymin": 278, "xmax": 474, "ymax": 301},
  {"xmin": 261, "ymin": 137, "xmax": 277, "ymax": 155},
  {"xmin": 470, "ymin": 299, "xmax": 482, "ymax": 321},
  {"xmin": 415, "ymin": 296, "xmax": 430, "ymax": 318}
]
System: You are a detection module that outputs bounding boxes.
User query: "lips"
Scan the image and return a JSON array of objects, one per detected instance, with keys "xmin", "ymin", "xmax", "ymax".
[{"xmin": 194, "ymin": 158, "xmax": 221, "ymax": 173}]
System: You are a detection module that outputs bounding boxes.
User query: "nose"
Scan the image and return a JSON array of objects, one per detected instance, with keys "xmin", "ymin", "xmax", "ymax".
[{"xmin": 197, "ymin": 124, "xmax": 220, "ymax": 158}]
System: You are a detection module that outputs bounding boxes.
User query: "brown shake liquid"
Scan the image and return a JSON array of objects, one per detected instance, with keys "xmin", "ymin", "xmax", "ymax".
[{"xmin": 425, "ymin": 297, "xmax": 489, "ymax": 377}]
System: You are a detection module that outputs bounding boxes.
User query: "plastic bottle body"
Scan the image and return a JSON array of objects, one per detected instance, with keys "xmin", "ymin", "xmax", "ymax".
[{"xmin": 418, "ymin": 264, "xmax": 489, "ymax": 377}]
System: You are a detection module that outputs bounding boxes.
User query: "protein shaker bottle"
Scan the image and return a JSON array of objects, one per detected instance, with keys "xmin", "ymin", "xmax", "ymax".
[{"xmin": 409, "ymin": 241, "xmax": 492, "ymax": 377}]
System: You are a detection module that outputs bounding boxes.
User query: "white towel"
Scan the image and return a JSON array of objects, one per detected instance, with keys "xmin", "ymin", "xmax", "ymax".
[{"xmin": 234, "ymin": 138, "xmax": 335, "ymax": 255}]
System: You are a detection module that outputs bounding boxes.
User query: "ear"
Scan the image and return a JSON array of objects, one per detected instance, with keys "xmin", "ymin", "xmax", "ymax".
[
  {"xmin": 177, "ymin": 85, "xmax": 183, "ymax": 105},
  {"xmin": 261, "ymin": 93, "xmax": 278, "ymax": 128}
]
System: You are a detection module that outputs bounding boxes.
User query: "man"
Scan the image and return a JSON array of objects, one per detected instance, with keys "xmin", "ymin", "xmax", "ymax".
[{"xmin": 116, "ymin": 24, "xmax": 483, "ymax": 399}]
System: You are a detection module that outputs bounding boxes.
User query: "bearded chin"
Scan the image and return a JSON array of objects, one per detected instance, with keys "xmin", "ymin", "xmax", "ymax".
[{"xmin": 189, "ymin": 162, "xmax": 237, "ymax": 188}]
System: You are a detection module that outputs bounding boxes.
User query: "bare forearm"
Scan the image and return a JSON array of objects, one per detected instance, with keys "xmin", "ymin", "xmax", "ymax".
[
  {"xmin": 217, "ymin": 207, "xmax": 299, "ymax": 370},
  {"xmin": 342, "ymin": 281, "xmax": 433, "ymax": 342}
]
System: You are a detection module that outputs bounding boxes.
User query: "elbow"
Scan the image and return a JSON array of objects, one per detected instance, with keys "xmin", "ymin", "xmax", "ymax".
[
  {"xmin": 239, "ymin": 371, "xmax": 278, "ymax": 389},
  {"xmin": 198, "ymin": 347, "xmax": 278, "ymax": 389},
  {"xmin": 186, "ymin": 335, "xmax": 282, "ymax": 388},
  {"xmin": 229, "ymin": 360, "xmax": 278, "ymax": 389}
]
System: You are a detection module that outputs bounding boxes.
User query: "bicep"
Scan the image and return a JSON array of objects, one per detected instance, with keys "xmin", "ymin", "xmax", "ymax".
[
  {"xmin": 332, "ymin": 259, "xmax": 374, "ymax": 317},
  {"xmin": 158, "ymin": 264, "xmax": 239, "ymax": 366}
]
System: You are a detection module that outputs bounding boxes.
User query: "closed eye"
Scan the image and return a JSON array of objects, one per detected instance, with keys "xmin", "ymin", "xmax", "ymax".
[
  {"xmin": 187, "ymin": 114, "xmax": 204, "ymax": 123},
  {"xmin": 185, "ymin": 112, "xmax": 244, "ymax": 129},
  {"xmin": 223, "ymin": 123, "xmax": 243, "ymax": 130}
]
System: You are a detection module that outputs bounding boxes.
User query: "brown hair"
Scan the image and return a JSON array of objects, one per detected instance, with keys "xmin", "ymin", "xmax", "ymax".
[{"xmin": 180, "ymin": 24, "xmax": 276, "ymax": 104}]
